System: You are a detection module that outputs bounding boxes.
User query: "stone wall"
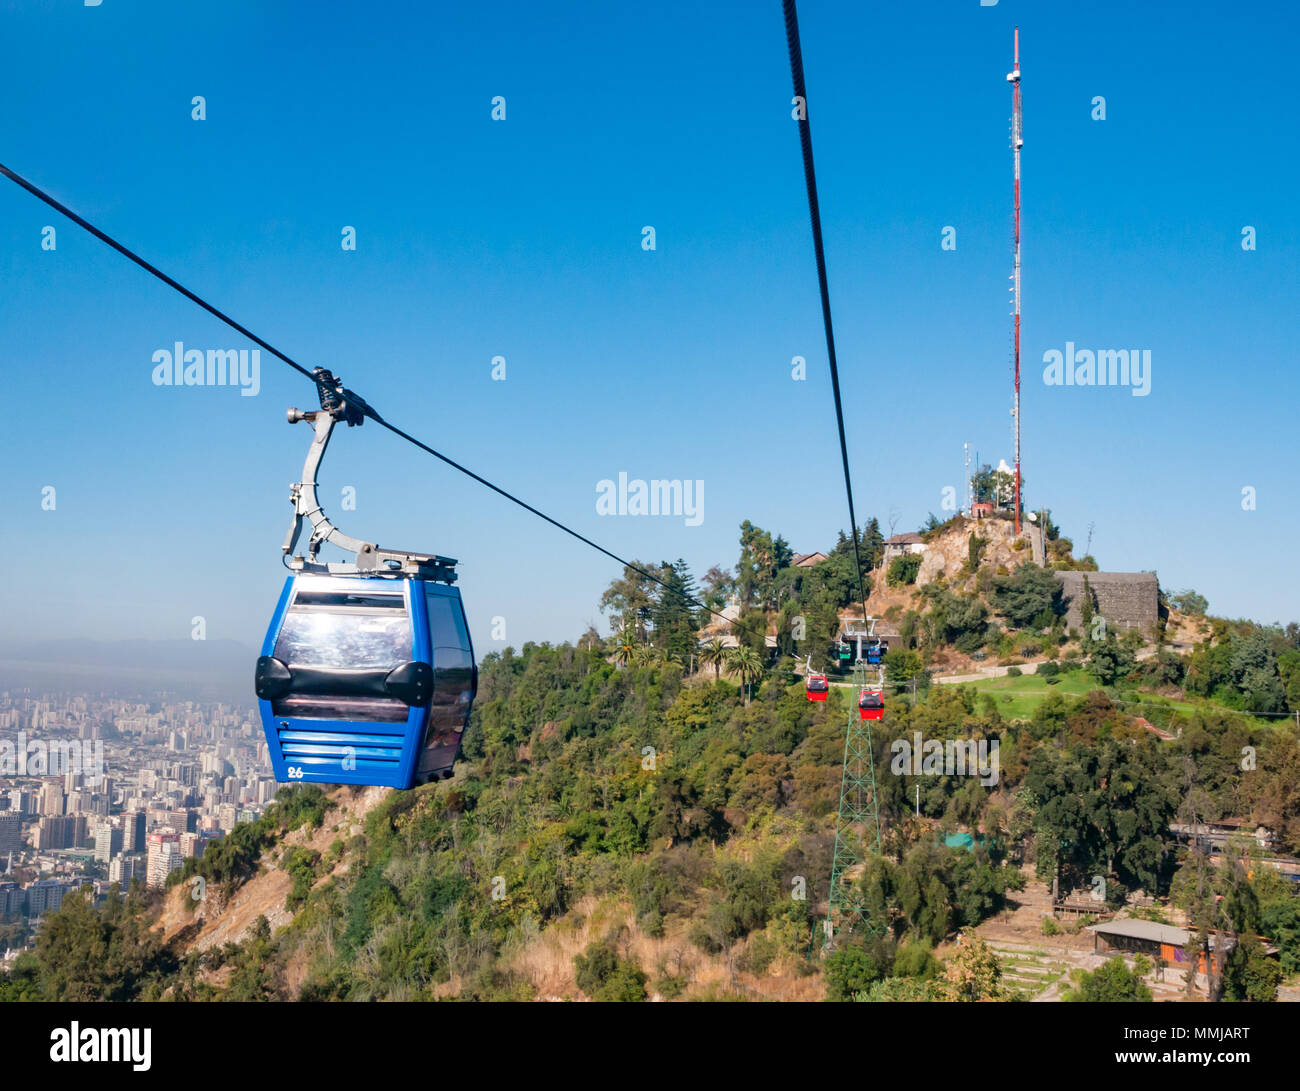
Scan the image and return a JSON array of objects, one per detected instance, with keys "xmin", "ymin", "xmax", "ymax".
[{"xmin": 1057, "ymin": 571, "xmax": 1159, "ymax": 636}]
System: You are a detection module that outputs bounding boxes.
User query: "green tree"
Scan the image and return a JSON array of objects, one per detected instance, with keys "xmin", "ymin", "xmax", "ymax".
[
  {"xmin": 726, "ymin": 644, "xmax": 765, "ymax": 705},
  {"xmin": 971, "ymin": 463, "xmax": 1015, "ymax": 509},
  {"xmin": 1088, "ymin": 634, "xmax": 1135, "ymax": 686},
  {"xmin": 613, "ymin": 629, "xmax": 637, "ymax": 668},
  {"xmin": 651, "ymin": 558, "xmax": 703, "ymax": 665},
  {"xmin": 736, "ymin": 521, "xmax": 792, "ymax": 609},
  {"xmin": 1079, "ymin": 574, "xmax": 1096, "ymax": 646},
  {"xmin": 1170, "ymin": 589, "xmax": 1208, "ymax": 616},
  {"xmin": 31, "ymin": 884, "xmax": 170, "ymax": 1001},
  {"xmin": 1221, "ymin": 932, "xmax": 1281, "ymax": 1002},
  {"xmin": 699, "ymin": 637, "xmax": 727, "ymax": 680},
  {"xmin": 940, "ymin": 936, "xmax": 1005, "ymax": 1001},
  {"xmin": 887, "ymin": 553, "xmax": 922, "ymax": 587},
  {"xmin": 574, "ymin": 938, "xmax": 647, "ymax": 1002},
  {"xmin": 223, "ymin": 915, "xmax": 280, "ymax": 1001},
  {"xmin": 600, "ymin": 561, "xmax": 664, "ymax": 638},
  {"xmin": 991, "ymin": 563, "xmax": 1064, "ymax": 628},
  {"xmin": 700, "ymin": 564, "xmax": 736, "ymax": 611},
  {"xmin": 923, "ymin": 589, "xmax": 989, "ymax": 653},
  {"xmin": 823, "ymin": 942, "xmax": 889, "ymax": 1001}
]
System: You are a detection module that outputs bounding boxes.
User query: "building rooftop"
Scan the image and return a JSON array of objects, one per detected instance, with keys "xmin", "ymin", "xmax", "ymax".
[{"xmin": 1087, "ymin": 919, "xmax": 1224, "ymax": 950}]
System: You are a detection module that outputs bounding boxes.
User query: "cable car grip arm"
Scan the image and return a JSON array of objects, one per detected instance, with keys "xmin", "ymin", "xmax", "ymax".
[{"xmin": 281, "ymin": 368, "xmax": 456, "ymax": 579}]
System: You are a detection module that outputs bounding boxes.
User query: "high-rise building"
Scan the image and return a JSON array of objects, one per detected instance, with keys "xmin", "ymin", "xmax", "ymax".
[
  {"xmin": 94, "ymin": 821, "xmax": 123, "ymax": 863},
  {"xmin": 109, "ymin": 855, "xmax": 138, "ymax": 887},
  {"xmin": 0, "ymin": 814, "xmax": 21, "ymax": 856},
  {"xmin": 25, "ymin": 878, "xmax": 73, "ymax": 916},
  {"xmin": 146, "ymin": 830, "xmax": 181, "ymax": 889},
  {"xmin": 166, "ymin": 809, "xmax": 195, "ymax": 834},
  {"xmin": 35, "ymin": 815, "xmax": 75, "ymax": 851},
  {"xmin": 38, "ymin": 781, "xmax": 64, "ymax": 817},
  {"xmin": 121, "ymin": 811, "xmax": 146, "ymax": 853}
]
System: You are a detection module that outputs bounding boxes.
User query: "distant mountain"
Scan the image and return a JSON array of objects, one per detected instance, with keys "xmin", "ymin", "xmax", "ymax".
[{"xmin": 0, "ymin": 638, "xmax": 257, "ymax": 703}]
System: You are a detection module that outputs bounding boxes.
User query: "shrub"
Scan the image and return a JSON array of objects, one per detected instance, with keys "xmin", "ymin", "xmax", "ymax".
[
  {"xmin": 655, "ymin": 974, "xmax": 687, "ymax": 1000},
  {"xmin": 823, "ymin": 943, "xmax": 889, "ymax": 1001},
  {"xmin": 1063, "ymin": 958, "xmax": 1152, "ymax": 1002},
  {"xmin": 574, "ymin": 939, "xmax": 647, "ymax": 1002},
  {"xmin": 893, "ymin": 941, "xmax": 940, "ymax": 979},
  {"xmin": 737, "ymin": 932, "xmax": 779, "ymax": 976},
  {"xmin": 888, "ymin": 553, "xmax": 923, "ymax": 587}
]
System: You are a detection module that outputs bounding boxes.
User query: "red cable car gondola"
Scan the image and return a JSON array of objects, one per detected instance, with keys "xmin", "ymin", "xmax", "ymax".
[
  {"xmin": 858, "ymin": 686, "xmax": 884, "ymax": 720},
  {"xmin": 805, "ymin": 672, "xmax": 829, "ymax": 701}
]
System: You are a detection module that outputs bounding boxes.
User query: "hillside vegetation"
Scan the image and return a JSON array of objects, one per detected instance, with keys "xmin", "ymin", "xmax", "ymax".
[{"xmin": 6, "ymin": 512, "xmax": 1300, "ymax": 1002}]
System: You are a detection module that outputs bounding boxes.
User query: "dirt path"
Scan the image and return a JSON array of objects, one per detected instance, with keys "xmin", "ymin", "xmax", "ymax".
[{"xmin": 936, "ymin": 661, "xmax": 1043, "ymax": 685}]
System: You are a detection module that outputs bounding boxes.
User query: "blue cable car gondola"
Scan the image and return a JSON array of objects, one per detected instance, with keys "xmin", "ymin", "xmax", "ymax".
[
  {"xmin": 256, "ymin": 575, "xmax": 475, "ymax": 787},
  {"xmin": 255, "ymin": 369, "xmax": 476, "ymax": 789}
]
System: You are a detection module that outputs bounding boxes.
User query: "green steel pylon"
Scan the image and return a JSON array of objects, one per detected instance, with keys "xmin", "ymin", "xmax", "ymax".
[{"xmin": 824, "ymin": 661, "xmax": 884, "ymax": 949}]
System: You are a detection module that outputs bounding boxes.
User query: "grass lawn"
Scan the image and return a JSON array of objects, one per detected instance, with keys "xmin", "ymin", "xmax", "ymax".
[
  {"xmin": 962, "ymin": 669, "xmax": 1095, "ymax": 719},
  {"xmin": 961, "ymin": 669, "xmax": 1237, "ymax": 724}
]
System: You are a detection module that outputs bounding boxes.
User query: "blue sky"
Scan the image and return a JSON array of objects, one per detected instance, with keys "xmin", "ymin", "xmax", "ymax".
[{"xmin": 1, "ymin": 0, "xmax": 1298, "ymax": 660}]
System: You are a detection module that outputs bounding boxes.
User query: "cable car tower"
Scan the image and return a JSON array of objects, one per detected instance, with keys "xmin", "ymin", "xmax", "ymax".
[
  {"xmin": 1008, "ymin": 27, "xmax": 1024, "ymax": 534},
  {"xmin": 824, "ymin": 618, "xmax": 885, "ymax": 948}
]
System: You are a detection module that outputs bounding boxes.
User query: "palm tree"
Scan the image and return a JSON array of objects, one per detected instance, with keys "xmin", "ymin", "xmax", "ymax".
[
  {"xmin": 613, "ymin": 630, "xmax": 636, "ymax": 669},
  {"xmin": 726, "ymin": 644, "xmax": 764, "ymax": 705},
  {"xmin": 634, "ymin": 644, "xmax": 661, "ymax": 668},
  {"xmin": 699, "ymin": 637, "xmax": 727, "ymax": 680}
]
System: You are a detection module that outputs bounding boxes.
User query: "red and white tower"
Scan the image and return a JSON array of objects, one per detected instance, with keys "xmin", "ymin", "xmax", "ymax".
[{"xmin": 1007, "ymin": 28, "xmax": 1023, "ymax": 534}]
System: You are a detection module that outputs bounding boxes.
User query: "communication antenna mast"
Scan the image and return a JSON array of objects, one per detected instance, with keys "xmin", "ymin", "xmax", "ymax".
[
  {"xmin": 964, "ymin": 441, "xmax": 973, "ymax": 516},
  {"xmin": 1007, "ymin": 27, "xmax": 1023, "ymax": 534}
]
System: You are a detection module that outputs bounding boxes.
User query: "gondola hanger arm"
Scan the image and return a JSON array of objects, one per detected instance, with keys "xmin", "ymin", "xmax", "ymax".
[{"xmin": 282, "ymin": 368, "xmax": 458, "ymax": 582}]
